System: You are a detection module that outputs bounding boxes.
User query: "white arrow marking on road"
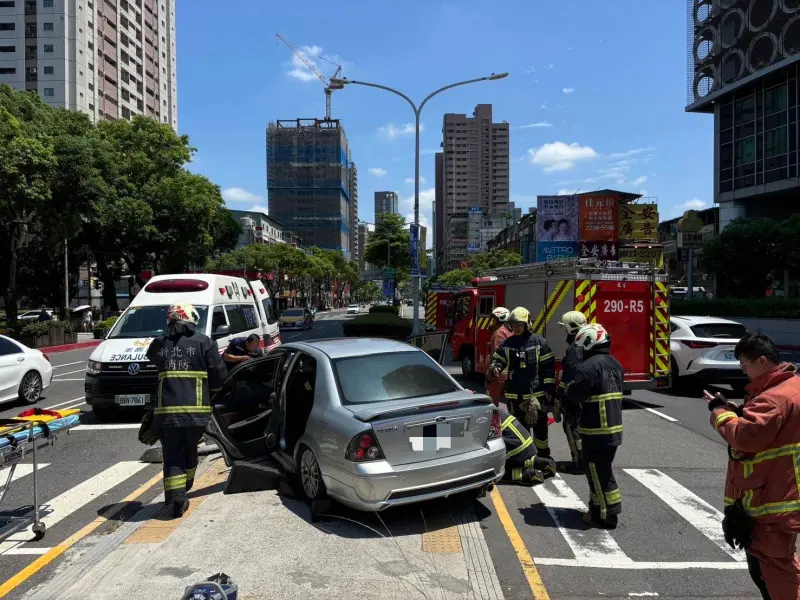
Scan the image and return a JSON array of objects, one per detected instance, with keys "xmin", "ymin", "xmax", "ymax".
[
  {"xmin": 0, "ymin": 461, "xmax": 149, "ymax": 554},
  {"xmin": 532, "ymin": 475, "xmax": 634, "ymax": 566},
  {"xmin": 625, "ymin": 468, "xmax": 745, "ymax": 562}
]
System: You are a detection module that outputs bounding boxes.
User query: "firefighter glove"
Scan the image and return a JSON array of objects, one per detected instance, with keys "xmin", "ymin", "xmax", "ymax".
[
  {"xmin": 524, "ymin": 397, "xmax": 541, "ymax": 427},
  {"xmin": 552, "ymin": 398, "xmax": 563, "ymax": 423},
  {"xmin": 722, "ymin": 499, "xmax": 753, "ymax": 550}
]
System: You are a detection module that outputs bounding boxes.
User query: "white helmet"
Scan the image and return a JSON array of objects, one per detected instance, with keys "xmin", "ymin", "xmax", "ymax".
[
  {"xmin": 491, "ymin": 307, "xmax": 510, "ymax": 322},
  {"xmin": 574, "ymin": 323, "xmax": 610, "ymax": 352},
  {"xmin": 167, "ymin": 302, "xmax": 200, "ymax": 325},
  {"xmin": 558, "ymin": 310, "xmax": 588, "ymax": 335}
]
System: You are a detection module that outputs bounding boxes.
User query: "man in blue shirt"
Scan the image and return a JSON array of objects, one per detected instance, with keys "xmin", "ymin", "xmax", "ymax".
[{"xmin": 222, "ymin": 334, "xmax": 263, "ymax": 372}]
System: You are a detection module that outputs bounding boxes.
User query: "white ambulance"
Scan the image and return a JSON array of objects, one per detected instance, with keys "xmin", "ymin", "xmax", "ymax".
[{"xmin": 85, "ymin": 274, "xmax": 281, "ymax": 418}]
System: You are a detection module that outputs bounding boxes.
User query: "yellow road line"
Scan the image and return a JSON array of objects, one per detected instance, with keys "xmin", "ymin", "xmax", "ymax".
[
  {"xmin": 489, "ymin": 487, "xmax": 551, "ymax": 600},
  {"xmin": 0, "ymin": 470, "xmax": 164, "ymax": 598}
]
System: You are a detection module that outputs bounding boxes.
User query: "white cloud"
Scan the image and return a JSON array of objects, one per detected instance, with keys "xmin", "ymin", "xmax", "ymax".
[
  {"xmin": 545, "ymin": 64, "xmax": 555, "ymax": 69},
  {"xmin": 556, "ymin": 189, "xmax": 580, "ymax": 195},
  {"xmin": 683, "ymin": 198, "xmax": 708, "ymax": 211},
  {"xmin": 520, "ymin": 121, "xmax": 553, "ymax": 129},
  {"xmin": 562, "ymin": 87, "xmax": 574, "ymax": 94},
  {"xmin": 284, "ymin": 44, "xmax": 351, "ymax": 83},
  {"xmin": 528, "ymin": 141, "xmax": 598, "ymax": 172},
  {"xmin": 222, "ymin": 186, "xmax": 263, "ymax": 204},
  {"xmin": 401, "ymin": 187, "xmax": 435, "ymax": 211},
  {"xmin": 608, "ymin": 147, "xmax": 655, "ymax": 160},
  {"xmin": 664, "ymin": 198, "xmax": 709, "ymax": 219},
  {"xmin": 524, "ymin": 66, "xmax": 536, "ymax": 74},
  {"xmin": 378, "ymin": 123, "xmax": 423, "ymax": 139},
  {"xmin": 632, "ymin": 175, "xmax": 648, "ymax": 186},
  {"xmin": 366, "ymin": 223, "xmax": 375, "ymax": 232},
  {"xmin": 405, "ymin": 176, "xmax": 428, "ymax": 184},
  {"xmin": 368, "ymin": 167, "xmax": 388, "ymax": 177},
  {"xmin": 639, "ymin": 189, "xmax": 648, "ymax": 197},
  {"xmin": 541, "ymin": 103, "xmax": 548, "ymax": 109},
  {"xmin": 243, "ymin": 205, "xmax": 268, "ymax": 215},
  {"xmin": 405, "ymin": 213, "xmax": 431, "ymax": 230},
  {"xmin": 420, "ymin": 148, "xmax": 439, "ymax": 155}
]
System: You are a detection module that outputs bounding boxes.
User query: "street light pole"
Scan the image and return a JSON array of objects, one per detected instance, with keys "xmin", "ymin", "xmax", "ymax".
[{"xmin": 332, "ymin": 72, "xmax": 508, "ymax": 334}]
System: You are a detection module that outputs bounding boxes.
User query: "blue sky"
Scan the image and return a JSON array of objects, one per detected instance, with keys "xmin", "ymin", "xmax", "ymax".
[{"xmin": 180, "ymin": 0, "xmax": 713, "ymax": 237}]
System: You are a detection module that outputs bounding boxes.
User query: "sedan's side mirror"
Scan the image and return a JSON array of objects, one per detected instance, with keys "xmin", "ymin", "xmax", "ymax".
[{"xmin": 212, "ymin": 324, "xmax": 230, "ymax": 339}]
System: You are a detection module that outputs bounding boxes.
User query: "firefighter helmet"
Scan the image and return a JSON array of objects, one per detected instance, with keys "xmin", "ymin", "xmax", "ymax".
[
  {"xmin": 166, "ymin": 302, "xmax": 200, "ymax": 325},
  {"xmin": 574, "ymin": 323, "xmax": 610, "ymax": 351},
  {"xmin": 558, "ymin": 310, "xmax": 588, "ymax": 335},
  {"xmin": 507, "ymin": 307, "xmax": 532, "ymax": 326},
  {"xmin": 491, "ymin": 307, "xmax": 511, "ymax": 322}
]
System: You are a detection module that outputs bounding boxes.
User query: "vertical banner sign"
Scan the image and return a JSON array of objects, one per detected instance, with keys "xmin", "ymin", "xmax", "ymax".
[
  {"xmin": 419, "ymin": 227, "xmax": 428, "ymax": 272},
  {"xmin": 383, "ymin": 279, "xmax": 395, "ymax": 297},
  {"xmin": 536, "ymin": 195, "xmax": 579, "ymax": 262},
  {"xmin": 618, "ymin": 203, "xmax": 658, "ymax": 242},
  {"xmin": 409, "ymin": 223, "xmax": 419, "ymax": 277},
  {"xmin": 579, "ymin": 194, "xmax": 618, "ymax": 242}
]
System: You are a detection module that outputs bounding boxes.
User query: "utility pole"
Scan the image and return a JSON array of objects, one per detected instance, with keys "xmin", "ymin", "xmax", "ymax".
[{"xmin": 63, "ymin": 238, "xmax": 69, "ymax": 318}]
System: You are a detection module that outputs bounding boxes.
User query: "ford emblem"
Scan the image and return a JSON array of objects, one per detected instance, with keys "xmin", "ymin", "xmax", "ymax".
[
  {"xmin": 477, "ymin": 417, "xmax": 487, "ymax": 424},
  {"xmin": 127, "ymin": 363, "xmax": 140, "ymax": 375},
  {"xmin": 435, "ymin": 416, "xmax": 446, "ymax": 423}
]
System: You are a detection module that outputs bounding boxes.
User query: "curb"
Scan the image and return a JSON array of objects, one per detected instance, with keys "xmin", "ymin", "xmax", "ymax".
[{"xmin": 39, "ymin": 340, "xmax": 102, "ymax": 354}]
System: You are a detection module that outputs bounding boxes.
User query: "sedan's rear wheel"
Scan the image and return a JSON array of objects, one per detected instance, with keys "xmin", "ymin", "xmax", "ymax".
[
  {"xmin": 299, "ymin": 446, "xmax": 326, "ymax": 501},
  {"xmin": 19, "ymin": 371, "xmax": 42, "ymax": 405}
]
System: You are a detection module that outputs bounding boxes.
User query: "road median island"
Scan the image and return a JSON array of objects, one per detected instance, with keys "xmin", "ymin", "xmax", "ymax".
[{"xmin": 22, "ymin": 455, "xmax": 506, "ymax": 600}]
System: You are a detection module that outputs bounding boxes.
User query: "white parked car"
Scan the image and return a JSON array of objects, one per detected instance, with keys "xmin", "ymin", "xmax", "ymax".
[
  {"xmin": 669, "ymin": 316, "xmax": 749, "ymax": 392},
  {"xmin": 347, "ymin": 304, "xmax": 360, "ymax": 315},
  {"xmin": 0, "ymin": 335, "xmax": 53, "ymax": 404}
]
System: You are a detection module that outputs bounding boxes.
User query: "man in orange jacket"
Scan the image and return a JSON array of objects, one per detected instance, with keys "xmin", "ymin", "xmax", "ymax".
[
  {"xmin": 706, "ymin": 333, "xmax": 800, "ymax": 600},
  {"xmin": 485, "ymin": 307, "xmax": 511, "ymax": 406}
]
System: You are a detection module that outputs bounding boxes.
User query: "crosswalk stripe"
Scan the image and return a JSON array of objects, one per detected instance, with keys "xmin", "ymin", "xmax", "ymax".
[
  {"xmin": 0, "ymin": 464, "xmax": 50, "ymax": 488},
  {"xmin": 0, "ymin": 461, "xmax": 149, "ymax": 555},
  {"xmin": 531, "ymin": 475, "xmax": 633, "ymax": 566},
  {"xmin": 624, "ymin": 468, "xmax": 745, "ymax": 562}
]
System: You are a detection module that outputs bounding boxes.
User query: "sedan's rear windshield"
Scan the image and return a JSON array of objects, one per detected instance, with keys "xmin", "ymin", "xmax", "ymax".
[
  {"xmin": 282, "ymin": 309, "xmax": 303, "ymax": 317},
  {"xmin": 690, "ymin": 323, "xmax": 747, "ymax": 339},
  {"xmin": 333, "ymin": 351, "xmax": 457, "ymax": 405}
]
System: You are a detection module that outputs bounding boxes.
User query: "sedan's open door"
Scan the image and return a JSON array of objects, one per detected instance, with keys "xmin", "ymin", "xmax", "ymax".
[{"xmin": 404, "ymin": 330, "xmax": 450, "ymax": 365}]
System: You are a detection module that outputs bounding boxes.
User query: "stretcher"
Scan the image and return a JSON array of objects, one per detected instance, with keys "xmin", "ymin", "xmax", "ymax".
[{"xmin": 0, "ymin": 409, "xmax": 81, "ymax": 542}]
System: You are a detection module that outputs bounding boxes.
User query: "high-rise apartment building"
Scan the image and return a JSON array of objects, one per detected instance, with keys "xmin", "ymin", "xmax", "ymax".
[
  {"xmin": 357, "ymin": 222, "xmax": 370, "ymax": 272},
  {"xmin": 348, "ymin": 161, "xmax": 358, "ymax": 264},
  {"xmin": 435, "ymin": 104, "xmax": 512, "ymax": 273},
  {"xmin": 267, "ymin": 118, "xmax": 353, "ymax": 258},
  {"xmin": 374, "ymin": 191, "xmax": 398, "ymax": 223},
  {"xmin": 0, "ymin": 0, "xmax": 177, "ymax": 129}
]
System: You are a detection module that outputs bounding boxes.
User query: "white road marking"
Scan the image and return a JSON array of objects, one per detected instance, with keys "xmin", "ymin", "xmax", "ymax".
[
  {"xmin": 72, "ymin": 424, "xmax": 140, "ymax": 431},
  {"xmin": 50, "ymin": 378, "xmax": 84, "ymax": 382},
  {"xmin": 45, "ymin": 400, "xmax": 85, "ymax": 412},
  {"xmin": 52, "ymin": 369, "xmax": 86, "ymax": 377},
  {"xmin": 47, "ymin": 397, "xmax": 85, "ymax": 410},
  {"xmin": 0, "ymin": 461, "xmax": 149, "ymax": 554},
  {"xmin": 625, "ymin": 468, "xmax": 745, "ymax": 562},
  {"xmin": 531, "ymin": 475, "xmax": 633, "ymax": 566},
  {"xmin": 626, "ymin": 399, "xmax": 679, "ymax": 423},
  {"xmin": 532, "ymin": 558, "xmax": 748, "ymax": 570},
  {"xmin": 0, "ymin": 464, "xmax": 50, "ymax": 487},
  {"xmin": 52, "ymin": 361, "xmax": 85, "ymax": 369}
]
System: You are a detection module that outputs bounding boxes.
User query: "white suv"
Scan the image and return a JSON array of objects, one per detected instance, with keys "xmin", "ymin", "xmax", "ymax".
[
  {"xmin": 347, "ymin": 304, "xmax": 360, "ymax": 315},
  {"xmin": 669, "ymin": 316, "xmax": 749, "ymax": 392}
]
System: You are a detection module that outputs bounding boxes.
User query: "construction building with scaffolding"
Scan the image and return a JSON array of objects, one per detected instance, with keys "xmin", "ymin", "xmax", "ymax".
[{"xmin": 266, "ymin": 118, "xmax": 355, "ymax": 259}]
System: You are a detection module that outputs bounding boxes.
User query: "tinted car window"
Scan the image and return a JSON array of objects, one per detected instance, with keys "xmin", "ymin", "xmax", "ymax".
[
  {"xmin": 261, "ymin": 298, "xmax": 276, "ymax": 324},
  {"xmin": 211, "ymin": 306, "xmax": 227, "ymax": 333},
  {"xmin": 225, "ymin": 304, "xmax": 259, "ymax": 335},
  {"xmin": 283, "ymin": 309, "xmax": 303, "ymax": 317},
  {"xmin": 0, "ymin": 338, "xmax": 22, "ymax": 356},
  {"xmin": 233, "ymin": 358, "xmax": 280, "ymax": 406},
  {"xmin": 334, "ymin": 351, "xmax": 458, "ymax": 405},
  {"xmin": 690, "ymin": 323, "xmax": 747, "ymax": 339}
]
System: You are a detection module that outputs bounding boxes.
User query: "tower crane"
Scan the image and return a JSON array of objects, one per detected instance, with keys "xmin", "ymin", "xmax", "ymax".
[{"xmin": 276, "ymin": 33, "xmax": 343, "ymax": 120}]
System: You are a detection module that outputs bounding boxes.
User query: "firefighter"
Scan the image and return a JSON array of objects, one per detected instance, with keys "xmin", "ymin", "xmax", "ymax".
[
  {"xmin": 555, "ymin": 310, "xmax": 588, "ymax": 474},
  {"xmin": 499, "ymin": 404, "xmax": 556, "ymax": 485},
  {"xmin": 146, "ymin": 302, "xmax": 227, "ymax": 518},
  {"xmin": 490, "ymin": 306, "xmax": 557, "ymax": 464},
  {"xmin": 485, "ymin": 307, "xmax": 512, "ymax": 406},
  {"xmin": 706, "ymin": 333, "xmax": 800, "ymax": 600},
  {"xmin": 565, "ymin": 323, "xmax": 624, "ymax": 529}
]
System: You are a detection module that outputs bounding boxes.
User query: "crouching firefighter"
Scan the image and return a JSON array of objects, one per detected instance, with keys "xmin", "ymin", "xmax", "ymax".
[
  {"xmin": 499, "ymin": 404, "xmax": 556, "ymax": 484},
  {"xmin": 565, "ymin": 323, "xmax": 624, "ymax": 529},
  {"xmin": 555, "ymin": 310, "xmax": 588, "ymax": 474},
  {"xmin": 490, "ymin": 306, "xmax": 557, "ymax": 459},
  {"xmin": 146, "ymin": 302, "xmax": 227, "ymax": 518}
]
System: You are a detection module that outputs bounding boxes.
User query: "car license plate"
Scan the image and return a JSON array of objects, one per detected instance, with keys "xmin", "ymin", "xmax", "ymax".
[
  {"xmin": 115, "ymin": 394, "xmax": 147, "ymax": 406},
  {"xmin": 723, "ymin": 352, "xmax": 736, "ymax": 361}
]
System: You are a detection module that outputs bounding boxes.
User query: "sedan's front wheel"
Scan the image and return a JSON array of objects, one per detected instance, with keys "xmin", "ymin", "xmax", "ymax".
[
  {"xmin": 19, "ymin": 371, "xmax": 42, "ymax": 405},
  {"xmin": 299, "ymin": 446, "xmax": 327, "ymax": 502}
]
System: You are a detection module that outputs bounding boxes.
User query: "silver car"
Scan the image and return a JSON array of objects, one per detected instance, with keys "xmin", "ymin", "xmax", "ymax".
[{"xmin": 205, "ymin": 334, "xmax": 506, "ymax": 511}]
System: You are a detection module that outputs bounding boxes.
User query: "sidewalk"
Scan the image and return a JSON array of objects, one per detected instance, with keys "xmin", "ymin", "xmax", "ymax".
[{"xmin": 19, "ymin": 456, "xmax": 505, "ymax": 600}]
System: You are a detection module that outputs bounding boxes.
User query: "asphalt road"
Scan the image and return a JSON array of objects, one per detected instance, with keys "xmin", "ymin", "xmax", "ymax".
[{"xmin": 0, "ymin": 309, "xmax": 770, "ymax": 599}]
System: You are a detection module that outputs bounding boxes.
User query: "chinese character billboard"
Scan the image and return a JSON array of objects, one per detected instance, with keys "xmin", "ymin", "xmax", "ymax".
[
  {"xmin": 536, "ymin": 195, "xmax": 578, "ymax": 262},
  {"xmin": 579, "ymin": 194, "xmax": 618, "ymax": 242},
  {"xmin": 618, "ymin": 203, "xmax": 658, "ymax": 242}
]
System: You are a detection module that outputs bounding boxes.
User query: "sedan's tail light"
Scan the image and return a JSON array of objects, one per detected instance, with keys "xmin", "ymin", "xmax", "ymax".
[
  {"xmin": 680, "ymin": 340, "xmax": 718, "ymax": 349},
  {"xmin": 488, "ymin": 410, "xmax": 501, "ymax": 440},
  {"xmin": 345, "ymin": 431, "xmax": 386, "ymax": 462}
]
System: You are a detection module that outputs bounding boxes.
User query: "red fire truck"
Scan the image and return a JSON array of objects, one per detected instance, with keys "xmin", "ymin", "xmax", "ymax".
[{"xmin": 425, "ymin": 259, "xmax": 671, "ymax": 391}]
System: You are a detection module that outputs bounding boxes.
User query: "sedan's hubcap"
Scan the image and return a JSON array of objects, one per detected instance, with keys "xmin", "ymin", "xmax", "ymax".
[
  {"xmin": 301, "ymin": 450, "xmax": 321, "ymax": 498},
  {"xmin": 23, "ymin": 373, "xmax": 40, "ymax": 402}
]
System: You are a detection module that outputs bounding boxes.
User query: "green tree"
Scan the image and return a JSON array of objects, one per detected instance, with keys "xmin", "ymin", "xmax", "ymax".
[
  {"xmin": 438, "ymin": 268, "xmax": 474, "ymax": 286},
  {"xmin": 435, "ymin": 249, "xmax": 522, "ymax": 289}
]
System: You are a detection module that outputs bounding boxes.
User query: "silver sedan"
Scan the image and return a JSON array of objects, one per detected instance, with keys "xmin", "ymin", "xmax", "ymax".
[{"xmin": 205, "ymin": 335, "xmax": 506, "ymax": 512}]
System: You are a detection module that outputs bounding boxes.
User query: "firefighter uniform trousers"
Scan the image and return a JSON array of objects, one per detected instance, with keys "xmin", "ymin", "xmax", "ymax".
[
  {"xmin": 745, "ymin": 522, "xmax": 800, "ymax": 600},
  {"xmin": 582, "ymin": 443, "xmax": 621, "ymax": 525},
  {"xmin": 561, "ymin": 404, "xmax": 582, "ymax": 465},
  {"xmin": 160, "ymin": 426, "xmax": 204, "ymax": 504},
  {"xmin": 500, "ymin": 409, "xmax": 555, "ymax": 484}
]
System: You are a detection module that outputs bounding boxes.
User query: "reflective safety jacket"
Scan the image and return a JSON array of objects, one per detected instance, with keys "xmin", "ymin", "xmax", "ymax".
[
  {"xmin": 499, "ymin": 405, "xmax": 537, "ymax": 466},
  {"xmin": 711, "ymin": 363, "xmax": 800, "ymax": 526},
  {"xmin": 558, "ymin": 339, "xmax": 584, "ymax": 401},
  {"xmin": 565, "ymin": 346, "xmax": 624, "ymax": 447},
  {"xmin": 491, "ymin": 331, "xmax": 555, "ymax": 403},
  {"xmin": 146, "ymin": 322, "xmax": 228, "ymax": 428},
  {"xmin": 486, "ymin": 325, "xmax": 512, "ymax": 383}
]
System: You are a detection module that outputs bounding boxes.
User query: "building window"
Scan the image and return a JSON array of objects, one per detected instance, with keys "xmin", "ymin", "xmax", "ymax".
[
  {"xmin": 0, "ymin": 22, "xmax": 15, "ymax": 30},
  {"xmin": 0, "ymin": 45, "xmax": 14, "ymax": 52},
  {"xmin": 43, "ymin": 0, "xmax": 53, "ymax": 6},
  {"xmin": 0, "ymin": 67, "xmax": 15, "ymax": 74},
  {"xmin": 43, "ymin": 87, "xmax": 53, "ymax": 96},
  {"xmin": 0, "ymin": 1, "xmax": 14, "ymax": 7},
  {"xmin": 43, "ymin": 44, "xmax": 53, "ymax": 52},
  {"xmin": 43, "ymin": 65, "xmax": 53, "ymax": 74},
  {"xmin": 43, "ymin": 22, "xmax": 52, "ymax": 30}
]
